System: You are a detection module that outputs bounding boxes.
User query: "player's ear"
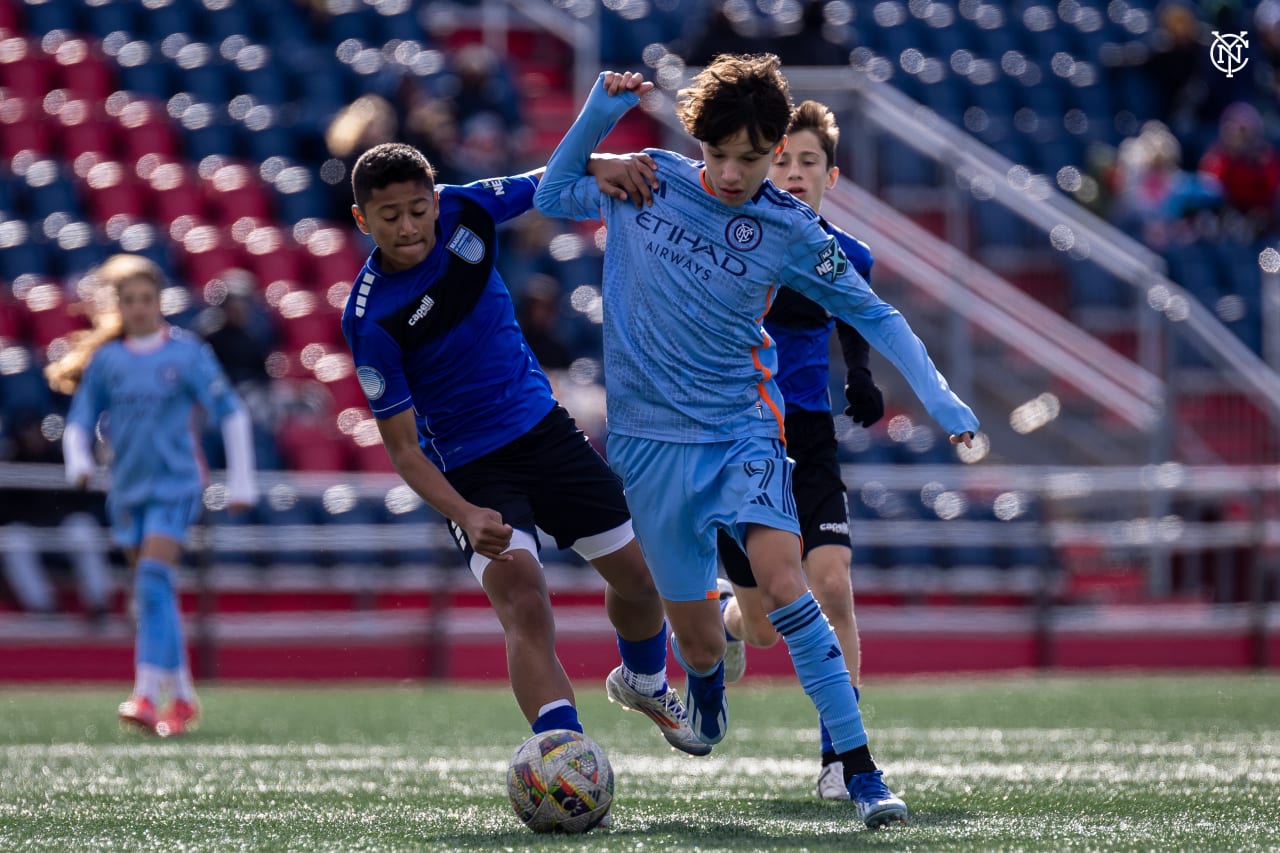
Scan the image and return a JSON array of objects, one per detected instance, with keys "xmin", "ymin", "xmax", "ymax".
[
  {"xmin": 351, "ymin": 204, "xmax": 370, "ymax": 234},
  {"xmin": 772, "ymin": 136, "xmax": 787, "ymax": 163},
  {"xmin": 826, "ymin": 165, "xmax": 839, "ymax": 189}
]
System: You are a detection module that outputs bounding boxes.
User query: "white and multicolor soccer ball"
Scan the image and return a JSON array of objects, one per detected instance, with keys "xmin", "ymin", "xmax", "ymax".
[{"xmin": 506, "ymin": 729, "xmax": 614, "ymax": 833}]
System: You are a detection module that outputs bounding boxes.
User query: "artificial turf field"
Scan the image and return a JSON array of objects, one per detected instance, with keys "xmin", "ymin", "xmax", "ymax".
[{"xmin": 2, "ymin": 674, "xmax": 1277, "ymax": 851}]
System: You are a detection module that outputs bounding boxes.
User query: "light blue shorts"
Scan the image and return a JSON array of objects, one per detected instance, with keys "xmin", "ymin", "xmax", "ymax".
[
  {"xmin": 606, "ymin": 433, "xmax": 799, "ymax": 602},
  {"xmin": 108, "ymin": 494, "xmax": 203, "ymax": 549}
]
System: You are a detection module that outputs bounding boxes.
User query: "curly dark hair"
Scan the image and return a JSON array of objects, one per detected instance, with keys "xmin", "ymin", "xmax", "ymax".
[
  {"xmin": 351, "ymin": 142, "xmax": 437, "ymax": 208},
  {"xmin": 675, "ymin": 53, "xmax": 793, "ymax": 153}
]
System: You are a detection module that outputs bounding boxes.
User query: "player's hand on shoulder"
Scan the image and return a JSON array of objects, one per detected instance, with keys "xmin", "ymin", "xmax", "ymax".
[
  {"xmin": 461, "ymin": 506, "xmax": 514, "ymax": 561},
  {"xmin": 602, "ymin": 71, "xmax": 654, "ymax": 97},
  {"xmin": 589, "ymin": 152, "xmax": 659, "ymax": 208}
]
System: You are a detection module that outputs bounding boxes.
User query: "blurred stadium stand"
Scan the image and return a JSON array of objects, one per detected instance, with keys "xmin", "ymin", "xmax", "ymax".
[{"xmin": 2, "ymin": 0, "xmax": 1279, "ymax": 678}]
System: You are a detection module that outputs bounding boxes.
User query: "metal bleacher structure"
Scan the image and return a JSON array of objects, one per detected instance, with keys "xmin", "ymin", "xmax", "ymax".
[{"xmin": 1, "ymin": 0, "xmax": 1279, "ymax": 678}]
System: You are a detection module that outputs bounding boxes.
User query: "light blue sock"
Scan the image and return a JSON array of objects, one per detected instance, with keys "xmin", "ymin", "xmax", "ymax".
[
  {"xmin": 135, "ymin": 559, "xmax": 181, "ymax": 670},
  {"xmin": 769, "ymin": 592, "xmax": 867, "ymax": 752},
  {"xmin": 532, "ymin": 699, "xmax": 583, "ymax": 734},
  {"xmin": 819, "ymin": 686, "xmax": 859, "ymax": 756}
]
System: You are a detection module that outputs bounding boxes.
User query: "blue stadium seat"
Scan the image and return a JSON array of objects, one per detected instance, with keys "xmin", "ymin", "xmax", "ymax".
[
  {"xmin": 0, "ymin": 239, "xmax": 53, "ymax": 280},
  {"xmin": 83, "ymin": 0, "xmax": 138, "ymax": 39},
  {"xmin": 181, "ymin": 63, "xmax": 234, "ymax": 106},
  {"xmin": 117, "ymin": 59, "xmax": 176, "ymax": 102},
  {"xmin": 21, "ymin": 0, "xmax": 80, "ymax": 34}
]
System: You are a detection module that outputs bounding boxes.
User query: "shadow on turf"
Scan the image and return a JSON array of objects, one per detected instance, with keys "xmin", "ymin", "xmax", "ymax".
[{"xmin": 428, "ymin": 800, "xmax": 971, "ymax": 847}]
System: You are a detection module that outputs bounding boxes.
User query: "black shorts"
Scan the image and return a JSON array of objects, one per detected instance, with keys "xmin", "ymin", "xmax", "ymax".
[
  {"xmin": 443, "ymin": 405, "xmax": 631, "ymax": 565},
  {"xmin": 720, "ymin": 409, "xmax": 851, "ymax": 588}
]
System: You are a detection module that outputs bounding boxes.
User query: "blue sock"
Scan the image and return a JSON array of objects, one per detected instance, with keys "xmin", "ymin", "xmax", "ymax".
[
  {"xmin": 769, "ymin": 592, "xmax": 867, "ymax": 752},
  {"xmin": 617, "ymin": 621, "xmax": 669, "ymax": 676},
  {"xmin": 719, "ymin": 595, "xmax": 739, "ymax": 642},
  {"xmin": 670, "ymin": 636, "xmax": 725, "ymax": 713},
  {"xmin": 820, "ymin": 686, "xmax": 859, "ymax": 755},
  {"xmin": 532, "ymin": 699, "xmax": 583, "ymax": 734},
  {"xmin": 135, "ymin": 559, "xmax": 181, "ymax": 670}
]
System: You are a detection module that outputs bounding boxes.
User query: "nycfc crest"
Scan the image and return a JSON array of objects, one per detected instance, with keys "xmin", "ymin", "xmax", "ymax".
[{"xmin": 1210, "ymin": 31, "xmax": 1249, "ymax": 78}]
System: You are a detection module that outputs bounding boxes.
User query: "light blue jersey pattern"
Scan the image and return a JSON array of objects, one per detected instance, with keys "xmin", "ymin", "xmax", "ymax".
[
  {"xmin": 533, "ymin": 77, "xmax": 978, "ymax": 443},
  {"xmin": 67, "ymin": 328, "xmax": 243, "ymax": 514}
]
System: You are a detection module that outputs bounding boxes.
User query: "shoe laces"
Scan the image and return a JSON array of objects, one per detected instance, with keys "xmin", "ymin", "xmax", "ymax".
[
  {"xmin": 848, "ymin": 770, "xmax": 893, "ymax": 802},
  {"xmin": 657, "ymin": 688, "xmax": 690, "ymax": 722}
]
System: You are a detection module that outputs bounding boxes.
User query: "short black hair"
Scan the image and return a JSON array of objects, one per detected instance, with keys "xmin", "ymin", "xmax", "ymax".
[
  {"xmin": 676, "ymin": 53, "xmax": 793, "ymax": 153},
  {"xmin": 351, "ymin": 142, "xmax": 437, "ymax": 208}
]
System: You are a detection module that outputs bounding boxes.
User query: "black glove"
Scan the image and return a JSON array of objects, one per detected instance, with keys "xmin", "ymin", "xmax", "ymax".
[{"xmin": 843, "ymin": 367, "xmax": 884, "ymax": 428}]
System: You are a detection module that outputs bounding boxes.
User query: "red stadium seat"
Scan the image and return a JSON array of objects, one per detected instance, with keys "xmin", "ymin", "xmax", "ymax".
[
  {"xmin": 0, "ymin": 99, "xmax": 52, "ymax": 158},
  {"xmin": 117, "ymin": 100, "xmax": 180, "ymax": 161},
  {"xmin": 244, "ymin": 232, "xmax": 310, "ymax": 287},
  {"xmin": 148, "ymin": 164, "xmax": 209, "ymax": 223},
  {"xmin": 275, "ymin": 412, "xmax": 350, "ymax": 472},
  {"xmin": 83, "ymin": 166, "xmax": 148, "ymax": 221},
  {"xmin": 204, "ymin": 162, "xmax": 275, "ymax": 223},
  {"xmin": 56, "ymin": 42, "xmax": 115, "ymax": 102},
  {"xmin": 179, "ymin": 239, "xmax": 245, "ymax": 290},
  {"xmin": 0, "ymin": 38, "xmax": 56, "ymax": 101},
  {"xmin": 61, "ymin": 116, "xmax": 119, "ymax": 163}
]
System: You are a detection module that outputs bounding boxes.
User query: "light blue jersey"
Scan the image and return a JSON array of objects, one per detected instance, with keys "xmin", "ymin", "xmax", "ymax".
[
  {"xmin": 534, "ymin": 76, "xmax": 979, "ymax": 442},
  {"xmin": 67, "ymin": 328, "xmax": 243, "ymax": 509}
]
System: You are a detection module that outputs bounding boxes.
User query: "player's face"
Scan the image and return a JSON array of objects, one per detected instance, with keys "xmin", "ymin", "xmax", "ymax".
[
  {"xmin": 117, "ymin": 276, "xmax": 162, "ymax": 337},
  {"xmin": 700, "ymin": 129, "xmax": 783, "ymax": 207},
  {"xmin": 352, "ymin": 180, "xmax": 440, "ymax": 272},
  {"xmin": 770, "ymin": 129, "xmax": 837, "ymax": 212}
]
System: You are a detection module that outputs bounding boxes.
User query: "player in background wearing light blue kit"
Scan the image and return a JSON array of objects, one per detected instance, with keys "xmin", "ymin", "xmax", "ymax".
[
  {"xmin": 340, "ymin": 143, "xmax": 706, "ymax": 758},
  {"xmin": 534, "ymin": 57, "xmax": 979, "ymax": 829},
  {"xmin": 48, "ymin": 254, "xmax": 258, "ymax": 737},
  {"xmin": 717, "ymin": 99, "xmax": 891, "ymax": 801}
]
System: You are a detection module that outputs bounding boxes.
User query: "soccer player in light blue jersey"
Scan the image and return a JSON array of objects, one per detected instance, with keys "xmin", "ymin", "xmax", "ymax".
[
  {"xmin": 716, "ymin": 99, "xmax": 892, "ymax": 802},
  {"xmin": 340, "ymin": 143, "xmax": 706, "ymax": 759},
  {"xmin": 534, "ymin": 56, "xmax": 979, "ymax": 829},
  {"xmin": 49, "ymin": 253, "xmax": 258, "ymax": 737}
]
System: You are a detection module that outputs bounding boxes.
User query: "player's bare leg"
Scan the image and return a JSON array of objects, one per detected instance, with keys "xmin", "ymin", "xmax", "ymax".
[{"xmin": 482, "ymin": 550, "xmax": 576, "ymax": 723}]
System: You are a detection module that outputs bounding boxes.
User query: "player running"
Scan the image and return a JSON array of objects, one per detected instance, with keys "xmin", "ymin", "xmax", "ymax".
[
  {"xmin": 716, "ymin": 99, "xmax": 888, "ymax": 801},
  {"xmin": 341, "ymin": 142, "xmax": 705, "ymax": 755},
  {"xmin": 49, "ymin": 253, "xmax": 259, "ymax": 737},
  {"xmin": 534, "ymin": 57, "xmax": 979, "ymax": 828}
]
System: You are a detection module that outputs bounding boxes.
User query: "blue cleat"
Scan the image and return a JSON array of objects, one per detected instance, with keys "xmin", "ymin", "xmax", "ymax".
[{"xmin": 847, "ymin": 769, "xmax": 908, "ymax": 828}]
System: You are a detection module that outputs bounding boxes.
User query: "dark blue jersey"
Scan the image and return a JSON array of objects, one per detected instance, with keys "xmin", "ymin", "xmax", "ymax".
[
  {"xmin": 767, "ymin": 225, "xmax": 874, "ymax": 413},
  {"xmin": 341, "ymin": 175, "xmax": 556, "ymax": 470}
]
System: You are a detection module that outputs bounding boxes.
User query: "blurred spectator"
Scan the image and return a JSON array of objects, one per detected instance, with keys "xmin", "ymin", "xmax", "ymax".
[
  {"xmin": 1198, "ymin": 102, "xmax": 1280, "ymax": 236},
  {"xmin": 1142, "ymin": 2, "xmax": 1204, "ymax": 127},
  {"xmin": 677, "ymin": 1, "xmax": 768, "ymax": 67},
  {"xmin": 772, "ymin": 0, "xmax": 850, "ymax": 66},
  {"xmin": 324, "ymin": 94, "xmax": 400, "ymax": 220},
  {"xmin": 1256, "ymin": 1, "xmax": 1280, "ymax": 114},
  {"xmin": 1112, "ymin": 121, "xmax": 1223, "ymax": 248},
  {"xmin": 518, "ymin": 274, "xmax": 571, "ymax": 372},
  {"xmin": 202, "ymin": 284, "xmax": 272, "ymax": 391},
  {"xmin": 1, "ymin": 514, "xmax": 113, "ymax": 621}
]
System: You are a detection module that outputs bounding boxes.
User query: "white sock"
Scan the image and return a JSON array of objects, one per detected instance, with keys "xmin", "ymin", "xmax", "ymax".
[
  {"xmin": 134, "ymin": 664, "xmax": 163, "ymax": 701},
  {"xmin": 621, "ymin": 666, "xmax": 667, "ymax": 697},
  {"xmin": 173, "ymin": 667, "xmax": 196, "ymax": 702}
]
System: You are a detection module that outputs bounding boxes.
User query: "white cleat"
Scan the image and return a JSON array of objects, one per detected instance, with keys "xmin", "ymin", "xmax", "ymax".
[
  {"xmin": 817, "ymin": 760, "xmax": 852, "ymax": 800},
  {"xmin": 605, "ymin": 666, "xmax": 711, "ymax": 756}
]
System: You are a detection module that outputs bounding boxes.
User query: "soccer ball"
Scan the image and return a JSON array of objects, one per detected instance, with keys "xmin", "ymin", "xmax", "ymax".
[{"xmin": 506, "ymin": 729, "xmax": 614, "ymax": 833}]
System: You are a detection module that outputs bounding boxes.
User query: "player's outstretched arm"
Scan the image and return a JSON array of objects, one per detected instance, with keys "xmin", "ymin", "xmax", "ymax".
[
  {"xmin": 534, "ymin": 71, "xmax": 653, "ymax": 220},
  {"xmin": 375, "ymin": 409, "xmax": 514, "ymax": 561}
]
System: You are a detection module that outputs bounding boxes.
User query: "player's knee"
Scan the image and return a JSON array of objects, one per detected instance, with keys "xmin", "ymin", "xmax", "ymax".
[
  {"xmin": 810, "ymin": 577, "xmax": 853, "ymax": 626},
  {"xmin": 738, "ymin": 613, "xmax": 779, "ymax": 648}
]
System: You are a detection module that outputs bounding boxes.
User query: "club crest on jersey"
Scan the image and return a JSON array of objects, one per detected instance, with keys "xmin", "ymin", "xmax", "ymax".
[
  {"xmin": 356, "ymin": 366, "xmax": 386, "ymax": 400},
  {"xmin": 446, "ymin": 226, "xmax": 485, "ymax": 263},
  {"xmin": 813, "ymin": 238, "xmax": 848, "ymax": 282},
  {"xmin": 725, "ymin": 215, "xmax": 762, "ymax": 251},
  {"xmin": 156, "ymin": 364, "xmax": 179, "ymax": 386}
]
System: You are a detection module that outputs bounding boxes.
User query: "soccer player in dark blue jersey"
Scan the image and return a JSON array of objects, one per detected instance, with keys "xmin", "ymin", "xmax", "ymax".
[
  {"xmin": 716, "ymin": 99, "xmax": 889, "ymax": 801},
  {"xmin": 49, "ymin": 253, "xmax": 258, "ymax": 737},
  {"xmin": 535, "ymin": 57, "xmax": 979, "ymax": 829},
  {"xmin": 340, "ymin": 142, "xmax": 706, "ymax": 757}
]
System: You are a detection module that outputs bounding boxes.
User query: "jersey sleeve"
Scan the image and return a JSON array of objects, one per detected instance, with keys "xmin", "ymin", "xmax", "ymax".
[
  {"xmin": 780, "ymin": 219, "xmax": 979, "ymax": 436},
  {"xmin": 66, "ymin": 351, "xmax": 109, "ymax": 432},
  {"xmin": 447, "ymin": 173, "xmax": 540, "ymax": 225},
  {"xmin": 342, "ymin": 314, "xmax": 413, "ymax": 419},
  {"xmin": 534, "ymin": 73, "xmax": 636, "ymax": 222}
]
